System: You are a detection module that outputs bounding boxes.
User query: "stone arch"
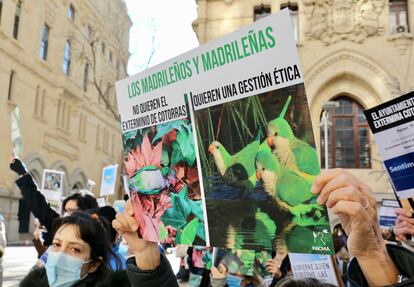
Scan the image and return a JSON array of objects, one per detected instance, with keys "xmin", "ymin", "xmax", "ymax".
[
  {"xmin": 304, "ymin": 50, "xmax": 392, "ymax": 152},
  {"xmin": 309, "ymin": 73, "xmax": 379, "ymax": 153},
  {"xmin": 69, "ymin": 168, "xmax": 88, "ymax": 191},
  {"xmin": 22, "ymin": 152, "xmax": 47, "ymax": 185},
  {"xmin": 50, "ymin": 160, "xmax": 70, "ymax": 195},
  {"xmin": 305, "ymin": 49, "xmax": 400, "ymax": 111}
]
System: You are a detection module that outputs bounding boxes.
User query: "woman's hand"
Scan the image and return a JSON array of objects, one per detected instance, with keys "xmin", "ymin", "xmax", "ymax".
[
  {"xmin": 211, "ymin": 264, "xmax": 227, "ymax": 279},
  {"xmin": 312, "ymin": 169, "xmax": 399, "ymax": 286},
  {"xmin": 394, "ymin": 208, "xmax": 414, "ymax": 241},
  {"xmin": 265, "ymin": 258, "xmax": 282, "ymax": 278},
  {"xmin": 9, "ymin": 155, "xmax": 28, "ymax": 176},
  {"xmin": 112, "ymin": 200, "xmax": 160, "ymax": 270},
  {"xmin": 312, "ymin": 169, "xmax": 380, "ymax": 258}
]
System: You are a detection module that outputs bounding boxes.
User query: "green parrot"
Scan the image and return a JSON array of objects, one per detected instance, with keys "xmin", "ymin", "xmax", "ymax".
[
  {"xmin": 255, "ymin": 150, "xmax": 325, "ymax": 224},
  {"xmin": 267, "ymin": 96, "xmax": 320, "ymax": 179},
  {"xmin": 208, "ymin": 131, "xmax": 264, "ymax": 189}
]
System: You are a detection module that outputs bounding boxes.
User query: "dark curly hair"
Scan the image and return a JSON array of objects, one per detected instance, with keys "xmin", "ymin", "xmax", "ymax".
[{"xmin": 52, "ymin": 211, "xmax": 113, "ymax": 281}]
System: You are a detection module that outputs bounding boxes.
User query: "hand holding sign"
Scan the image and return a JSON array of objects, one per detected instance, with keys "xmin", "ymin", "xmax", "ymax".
[
  {"xmin": 210, "ymin": 264, "xmax": 228, "ymax": 279},
  {"xmin": 112, "ymin": 199, "xmax": 160, "ymax": 270},
  {"xmin": 9, "ymin": 155, "xmax": 28, "ymax": 176},
  {"xmin": 265, "ymin": 258, "xmax": 282, "ymax": 279},
  {"xmin": 394, "ymin": 207, "xmax": 414, "ymax": 241},
  {"xmin": 312, "ymin": 168, "xmax": 399, "ymax": 286}
]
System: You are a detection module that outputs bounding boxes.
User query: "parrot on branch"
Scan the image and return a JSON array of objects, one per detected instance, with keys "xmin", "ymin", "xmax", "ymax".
[
  {"xmin": 267, "ymin": 96, "xmax": 320, "ymax": 180},
  {"xmin": 255, "ymin": 150, "xmax": 326, "ymax": 225}
]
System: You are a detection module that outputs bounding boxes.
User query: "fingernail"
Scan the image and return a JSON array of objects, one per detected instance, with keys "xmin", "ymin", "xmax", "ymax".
[
  {"xmin": 131, "ymin": 224, "xmax": 138, "ymax": 231},
  {"xmin": 317, "ymin": 196, "xmax": 322, "ymax": 205},
  {"xmin": 311, "ymin": 185, "xmax": 317, "ymax": 193},
  {"xmin": 407, "ymin": 211, "xmax": 412, "ymax": 217}
]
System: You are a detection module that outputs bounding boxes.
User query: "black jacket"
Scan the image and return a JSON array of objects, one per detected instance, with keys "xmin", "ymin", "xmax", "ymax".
[
  {"xmin": 20, "ymin": 255, "xmax": 179, "ymax": 287},
  {"xmin": 348, "ymin": 244, "xmax": 414, "ymax": 287},
  {"xmin": 16, "ymin": 174, "xmax": 59, "ymax": 245}
]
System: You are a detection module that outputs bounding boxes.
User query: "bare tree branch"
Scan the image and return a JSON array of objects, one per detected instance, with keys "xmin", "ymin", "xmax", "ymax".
[
  {"xmin": 145, "ymin": 18, "xmax": 157, "ymax": 69},
  {"xmin": 68, "ymin": 13, "xmax": 127, "ymax": 121}
]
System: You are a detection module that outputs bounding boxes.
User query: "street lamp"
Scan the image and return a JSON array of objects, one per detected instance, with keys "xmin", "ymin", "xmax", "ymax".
[{"xmin": 319, "ymin": 101, "xmax": 339, "ymax": 169}]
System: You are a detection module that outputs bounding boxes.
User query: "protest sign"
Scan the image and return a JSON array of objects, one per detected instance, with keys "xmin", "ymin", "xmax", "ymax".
[
  {"xmin": 255, "ymin": 251, "xmax": 274, "ymax": 287},
  {"xmin": 379, "ymin": 199, "xmax": 399, "ymax": 228},
  {"xmin": 97, "ymin": 197, "xmax": 106, "ymax": 207},
  {"xmin": 86, "ymin": 179, "xmax": 96, "ymax": 192},
  {"xmin": 10, "ymin": 106, "xmax": 23, "ymax": 157},
  {"xmin": 113, "ymin": 200, "xmax": 126, "ymax": 213},
  {"xmin": 100, "ymin": 164, "xmax": 118, "ymax": 196},
  {"xmin": 289, "ymin": 253, "xmax": 341, "ymax": 286},
  {"xmin": 116, "ymin": 9, "xmax": 333, "ymax": 252},
  {"xmin": 212, "ymin": 248, "xmax": 273, "ymax": 282},
  {"xmin": 191, "ymin": 246, "xmax": 213, "ymax": 269},
  {"xmin": 364, "ymin": 91, "xmax": 414, "ymax": 199},
  {"xmin": 212, "ymin": 248, "xmax": 256, "ymax": 276},
  {"xmin": 41, "ymin": 169, "xmax": 64, "ymax": 213},
  {"xmin": 122, "ymin": 174, "xmax": 130, "ymax": 197}
]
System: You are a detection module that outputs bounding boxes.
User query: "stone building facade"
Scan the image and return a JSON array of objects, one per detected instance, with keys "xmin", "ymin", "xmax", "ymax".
[
  {"xmin": 192, "ymin": 0, "xmax": 414, "ymax": 206},
  {"xmin": 0, "ymin": 0, "xmax": 131, "ymax": 241}
]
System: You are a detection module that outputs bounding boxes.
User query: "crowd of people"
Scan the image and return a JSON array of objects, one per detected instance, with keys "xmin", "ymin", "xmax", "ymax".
[{"xmin": 1, "ymin": 157, "xmax": 414, "ymax": 286}]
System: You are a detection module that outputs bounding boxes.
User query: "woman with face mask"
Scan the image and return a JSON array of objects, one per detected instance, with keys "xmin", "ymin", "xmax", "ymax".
[
  {"xmin": 20, "ymin": 212, "xmax": 114, "ymax": 287},
  {"xmin": 20, "ymin": 207, "xmax": 178, "ymax": 287}
]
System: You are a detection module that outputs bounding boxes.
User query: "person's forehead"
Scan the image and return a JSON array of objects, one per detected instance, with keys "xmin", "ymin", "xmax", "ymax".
[
  {"xmin": 55, "ymin": 224, "xmax": 87, "ymax": 246},
  {"xmin": 64, "ymin": 199, "xmax": 78, "ymax": 209}
]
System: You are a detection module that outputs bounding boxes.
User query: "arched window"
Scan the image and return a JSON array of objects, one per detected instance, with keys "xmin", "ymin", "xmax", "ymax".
[
  {"xmin": 13, "ymin": 0, "xmax": 22, "ymax": 39},
  {"xmin": 83, "ymin": 63, "xmax": 88, "ymax": 92},
  {"xmin": 321, "ymin": 96, "xmax": 370, "ymax": 168},
  {"xmin": 72, "ymin": 183, "xmax": 80, "ymax": 191},
  {"xmin": 62, "ymin": 40, "xmax": 71, "ymax": 75},
  {"xmin": 254, "ymin": 4, "xmax": 271, "ymax": 21},
  {"xmin": 40, "ymin": 24, "xmax": 49, "ymax": 60},
  {"xmin": 68, "ymin": 4, "xmax": 75, "ymax": 21}
]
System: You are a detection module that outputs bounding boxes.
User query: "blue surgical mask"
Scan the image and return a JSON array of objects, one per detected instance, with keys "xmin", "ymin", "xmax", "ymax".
[
  {"xmin": 227, "ymin": 274, "xmax": 243, "ymax": 287},
  {"xmin": 45, "ymin": 251, "xmax": 92, "ymax": 287}
]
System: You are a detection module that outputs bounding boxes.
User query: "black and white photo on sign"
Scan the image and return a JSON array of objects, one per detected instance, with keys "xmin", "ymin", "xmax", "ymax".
[{"xmin": 41, "ymin": 169, "xmax": 65, "ymax": 213}]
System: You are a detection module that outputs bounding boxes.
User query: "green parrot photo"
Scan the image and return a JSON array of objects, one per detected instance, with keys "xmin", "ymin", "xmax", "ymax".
[
  {"xmin": 208, "ymin": 131, "xmax": 263, "ymax": 190},
  {"xmin": 255, "ymin": 150, "xmax": 326, "ymax": 225},
  {"xmin": 266, "ymin": 96, "xmax": 320, "ymax": 180}
]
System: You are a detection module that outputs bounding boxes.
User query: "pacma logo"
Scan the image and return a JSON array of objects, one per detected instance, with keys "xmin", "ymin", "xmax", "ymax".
[
  {"xmin": 312, "ymin": 229, "xmax": 331, "ymax": 252},
  {"xmin": 312, "ymin": 246, "xmax": 331, "ymax": 252}
]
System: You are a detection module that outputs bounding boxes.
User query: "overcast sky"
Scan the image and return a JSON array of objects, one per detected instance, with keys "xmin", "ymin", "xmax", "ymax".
[{"xmin": 123, "ymin": 0, "xmax": 199, "ymax": 76}]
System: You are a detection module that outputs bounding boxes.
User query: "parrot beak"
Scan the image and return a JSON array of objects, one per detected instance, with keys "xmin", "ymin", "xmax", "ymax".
[
  {"xmin": 208, "ymin": 144, "xmax": 214, "ymax": 155},
  {"xmin": 256, "ymin": 171, "xmax": 262, "ymax": 180},
  {"xmin": 267, "ymin": 136, "xmax": 274, "ymax": 147}
]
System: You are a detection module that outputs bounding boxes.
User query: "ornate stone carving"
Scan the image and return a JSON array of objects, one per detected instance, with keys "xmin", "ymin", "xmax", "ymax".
[
  {"xmin": 306, "ymin": 52, "xmax": 399, "ymax": 96},
  {"xmin": 304, "ymin": 0, "xmax": 385, "ymax": 44},
  {"xmin": 387, "ymin": 33, "xmax": 414, "ymax": 56}
]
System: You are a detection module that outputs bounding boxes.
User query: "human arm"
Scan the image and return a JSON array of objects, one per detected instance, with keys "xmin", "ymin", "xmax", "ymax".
[
  {"xmin": 32, "ymin": 238, "xmax": 47, "ymax": 258},
  {"xmin": 0, "ymin": 219, "xmax": 5, "ymax": 258},
  {"xmin": 312, "ymin": 169, "xmax": 399, "ymax": 286},
  {"xmin": 32, "ymin": 224, "xmax": 47, "ymax": 258},
  {"xmin": 112, "ymin": 200, "xmax": 178, "ymax": 287},
  {"xmin": 10, "ymin": 157, "xmax": 59, "ymax": 235}
]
